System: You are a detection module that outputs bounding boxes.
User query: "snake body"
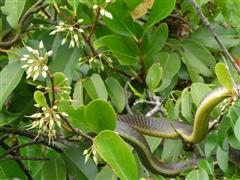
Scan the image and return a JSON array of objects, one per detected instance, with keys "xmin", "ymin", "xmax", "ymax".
[{"xmin": 116, "ymin": 86, "xmax": 237, "ymax": 175}]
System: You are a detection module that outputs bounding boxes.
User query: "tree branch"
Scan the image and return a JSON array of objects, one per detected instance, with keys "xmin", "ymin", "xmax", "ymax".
[{"xmin": 187, "ymin": 0, "xmax": 240, "ymax": 75}]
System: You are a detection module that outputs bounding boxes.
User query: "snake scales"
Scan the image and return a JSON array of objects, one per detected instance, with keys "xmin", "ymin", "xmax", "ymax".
[{"xmin": 116, "ymin": 86, "xmax": 239, "ymax": 176}]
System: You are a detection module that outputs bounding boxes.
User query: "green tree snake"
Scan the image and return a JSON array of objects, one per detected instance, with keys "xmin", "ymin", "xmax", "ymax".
[{"xmin": 116, "ymin": 86, "xmax": 239, "ymax": 176}]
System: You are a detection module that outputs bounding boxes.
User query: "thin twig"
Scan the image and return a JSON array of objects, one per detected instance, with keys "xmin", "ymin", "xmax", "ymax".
[
  {"xmin": 0, "ymin": 141, "xmax": 33, "ymax": 180},
  {"xmin": 188, "ymin": 0, "xmax": 240, "ymax": 76},
  {"xmin": 0, "ymin": 142, "xmax": 39, "ymax": 159},
  {"xmin": 87, "ymin": 8, "xmax": 101, "ymax": 41}
]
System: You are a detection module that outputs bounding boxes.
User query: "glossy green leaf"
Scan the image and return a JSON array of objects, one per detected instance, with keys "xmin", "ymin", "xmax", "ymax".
[
  {"xmin": 156, "ymin": 52, "xmax": 181, "ymax": 91},
  {"xmin": 50, "ymin": 36, "xmax": 81, "ymax": 82},
  {"xmin": 72, "ymin": 81, "xmax": 84, "ymax": 109},
  {"xmin": 41, "ymin": 157, "xmax": 66, "ymax": 180},
  {"xmin": 181, "ymin": 40, "xmax": 214, "ymax": 82},
  {"xmin": 216, "ymin": 145, "xmax": 229, "ymax": 172},
  {"xmin": 34, "ymin": 91, "xmax": 48, "ymax": 107},
  {"xmin": 161, "ymin": 139, "xmax": 182, "ymax": 163},
  {"xmin": 67, "ymin": 0, "xmax": 79, "ymax": 16},
  {"xmin": 1, "ymin": 0, "xmax": 26, "ymax": 28},
  {"xmin": 185, "ymin": 168, "xmax": 209, "ymax": 180},
  {"xmin": 94, "ymin": 35, "xmax": 138, "ymax": 65},
  {"xmin": 198, "ymin": 159, "xmax": 214, "ymax": 176},
  {"xmin": 205, "ymin": 133, "xmax": 218, "ymax": 158},
  {"xmin": 105, "ymin": 77, "xmax": 125, "ymax": 112},
  {"xmin": 190, "ymin": 25, "xmax": 240, "ymax": 50},
  {"xmin": 95, "ymin": 165, "xmax": 117, "ymax": 180},
  {"xmin": 181, "ymin": 88, "xmax": 193, "ymax": 122},
  {"xmin": 144, "ymin": 0, "xmax": 175, "ymax": 30},
  {"xmin": 0, "ymin": 113, "xmax": 18, "ymax": 127},
  {"xmin": 146, "ymin": 63, "xmax": 162, "ymax": 91},
  {"xmin": 0, "ymin": 53, "xmax": 24, "ymax": 110},
  {"xmin": 84, "ymin": 73, "xmax": 108, "ymax": 101},
  {"xmin": 145, "ymin": 23, "xmax": 168, "ymax": 56},
  {"xmin": 123, "ymin": 0, "xmax": 142, "ymax": 10},
  {"xmin": 191, "ymin": 83, "xmax": 212, "ymax": 106},
  {"xmin": 234, "ymin": 117, "xmax": 240, "ymax": 142},
  {"xmin": 84, "ymin": 99, "xmax": 116, "ymax": 133},
  {"xmin": 62, "ymin": 147, "xmax": 98, "ymax": 180},
  {"xmin": 215, "ymin": 62, "xmax": 233, "ymax": 90},
  {"xmin": 94, "ymin": 130, "xmax": 137, "ymax": 180}
]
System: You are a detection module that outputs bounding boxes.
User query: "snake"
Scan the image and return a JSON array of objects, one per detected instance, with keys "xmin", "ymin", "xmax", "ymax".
[{"xmin": 116, "ymin": 86, "xmax": 238, "ymax": 176}]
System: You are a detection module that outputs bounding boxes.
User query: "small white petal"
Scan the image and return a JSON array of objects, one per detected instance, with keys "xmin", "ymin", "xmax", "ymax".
[
  {"xmin": 26, "ymin": 46, "xmax": 34, "ymax": 52},
  {"xmin": 23, "ymin": 54, "xmax": 30, "ymax": 58},
  {"xmin": 42, "ymin": 71, "xmax": 47, "ymax": 78},
  {"xmin": 33, "ymin": 66, "xmax": 39, "ymax": 71},
  {"xmin": 26, "ymin": 73, "xmax": 32, "ymax": 79},
  {"xmin": 27, "ymin": 59, "xmax": 34, "ymax": 64},
  {"xmin": 78, "ymin": 28, "xmax": 84, "ymax": 33},
  {"xmin": 39, "ymin": 56, "xmax": 44, "ymax": 61},
  {"xmin": 53, "ymin": 106, "xmax": 58, "ymax": 110},
  {"xmin": 33, "ymin": 50, "xmax": 39, "ymax": 56},
  {"xmin": 21, "ymin": 64, "xmax": 29, "ymax": 69},
  {"xmin": 93, "ymin": 4, "xmax": 98, "ymax": 10},
  {"xmin": 56, "ymin": 114, "xmax": 61, "ymax": 119},
  {"xmin": 100, "ymin": 9, "xmax": 105, "ymax": 16},
  {"xmin": 106, "ymin": 0, "xmax": 111, "ymax": 3},
  {"xmin": 61, "ymin": 38, "xmax": 67, "ymax": 45},
  {"xmin": 27, "ymin": 67, "xmax": 33, "ymax": 74},
  {"xmin": 43, "ymin": 65, "xmax": 48, "ymax": 71},
  {"xmin": 74, "ymin": 34, "xmax": 78, "ymax": 42},
  {"xmin": 78, "ymin": 19, "xmax": 84, "ymax": 23},
  {"xmin": 61, "ymin": 112, "xmax": 68, "ymax": 117},
  {"xmin": 104, "ymin": 11, "xmax": 113, "ymax": 19},
  {"xmin": 59, "ymin": 22, "xmax": 64, "ymax": 26},
  {"xmin": 20, "ymin": 57, "xmax": 28, "ymax": 61},
  {"xmin": 42, "ymin": 107, "xmax": 46, "ymax": 111},
  {"xmin": 47, "ymin": 50, "xmax": 53, "ymax": 57},
  {"xmin": 69, "ymin": 39, "xmax": 75, "ymax": 48},
  {"xmin": 50, "ymin": 29, "xmax": 59, "ymax": 35},
  {"xmin": 39, "ymin": 41, "xmax": 44, "ymax": 49},
  {"xmin": 69, "ymin": 27, "xmax": 74, "ymax": 31},
  {"xmin": 33, "ymin": 72, "xmax": 39, "ymax": 81}
]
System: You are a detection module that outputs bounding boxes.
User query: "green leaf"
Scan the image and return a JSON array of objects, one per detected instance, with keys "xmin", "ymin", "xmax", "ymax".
[
  {"xmin": 49, "ymin": 37, "xmax": 81, "ymax": 82},
  {"xmin": 181, "ymin": 40, "xmax": 215, "ymax": 82},
  {"xmin": 156, "ymin": 52, "xmax": 181, "ymax": 91},
  {"xmin": 191, "ymin": 83, "xmax": 212, "ymax": 106},
  {"xmin": 94, "ymin": 35, "xmax": 138, "ymax": 65},
  {"xmin": 205, "ymin": 133, "xmax": 218, "ymax": 158},
  {"xmin": 122, "ymin": 0, "xmax": 142, "ymax": 10},
  {"xmin": 1, "ymin": 0, "xmax": 26, "ymax": 28},
  {"xmin": 198, "ymin": 159, "xmax": 214, "ymax": 176},
  {"xmin": 94, "ymin": 130, "xmax": 137, "ymax": 180},
  {"xmin": 41, "ymin": 157, "xmax": 66, "ymax": 180},
  {"xmin": 72, "ymin": 81, "xmax": 84, "ymax": 109},
  {"xmin": 215, "ymin": 62, "xmax": 233, "ymax": 90},
  {"xmin": 234, "ymin": 117, "xmax": 240, "ymax": 142},
  {"xmin": 34, "ymin": 91, "xmax": 48, "ymax": 107},
  {"xmin": 146, "ymin": 63, "xmax": 162, "ymax": 91},
  {"xmin": 0, "ymin": 53, "xmax": 24, "ymax": 110},
  {"xmin": 161, "ymin": 139, "xmax": 182, "ymax": 163},
  {"xmin": 181, "ymin": 88, "xmax": 193, "ymax": 122},
  {"xmin": 185, "ymin": 168, "xmax": 209, "ymax": 180},
  {"xmin": 84, "ymin": 99, "xmax": 116, "ymax": 133},
  {"xmin": 62, "ymin": 147, "xmax": 98, "ymax": 180},
  {"xmin": 67, "ymin": 0, "xmax": 79, "ymax": 16},
  {"xmin": 84, "ymin": 73, "xmax": 108, "ymax": 101},
  {"xmin": 105, "ymin": 77, "xmax": 125, "ymax": 112},
  {"xmin": 144, "ymin": 0, "xmax": 176, "ymax": 30},
  {"xmin": 0, "ymin": 113, "xmax": 18, "ymax": 127},
  {"xmin": 145, "ymin": 23, "xmax": 168, "ymax": 56},
  {"xmin": 95, "ymin": 165, "xmax": 117, "ymax": 180},
  {"xmin": 217, "ymin": 145, "xmax": 229, "ymax": 172}
]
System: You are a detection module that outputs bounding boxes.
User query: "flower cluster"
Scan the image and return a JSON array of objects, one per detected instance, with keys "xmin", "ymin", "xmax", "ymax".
[
  {"xmin": 26, "ymin": 105, "xmax": 68, "ymax": 144},
  {"xmin": 79, "ymin": 53, "xmax": 113, "ymax": 72},
  {"xmin": 50, "ymin": 19, "xmax": 85, "ymax": 48},
  {"xmin": 93, "ymin": 0, "xmax": 113, "ymax": 19},
  {"xmin": 21, "ymin": 41, "xmax": 52, "ymax": 81}
]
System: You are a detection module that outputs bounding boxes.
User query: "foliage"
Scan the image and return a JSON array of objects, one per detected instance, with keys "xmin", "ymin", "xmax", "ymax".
[{"xmin": 0, "ymin": 0, "xmax": 240, "ymax": 179}]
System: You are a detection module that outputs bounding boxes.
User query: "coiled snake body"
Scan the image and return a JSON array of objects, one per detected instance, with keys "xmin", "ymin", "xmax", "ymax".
[{"xmin": 116, "ymin": 86, "xmax": 238, "ymax": 176}]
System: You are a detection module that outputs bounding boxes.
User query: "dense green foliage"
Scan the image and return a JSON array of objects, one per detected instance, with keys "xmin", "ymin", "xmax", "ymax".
[{"xmin": 0, "ymin": 0, "xmax": 240, "ymax": 179}]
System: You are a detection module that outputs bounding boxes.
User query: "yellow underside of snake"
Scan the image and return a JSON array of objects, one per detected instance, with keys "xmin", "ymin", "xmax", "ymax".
[{"xmin": 116, "ymin": 86, "xmax": 238, "ymax": 176}]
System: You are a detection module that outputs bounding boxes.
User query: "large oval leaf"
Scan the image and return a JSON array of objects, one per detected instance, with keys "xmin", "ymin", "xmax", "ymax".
[
  {"xmin": 94, "ymin": 35, "xmax": 138, "ymax": 65},
  {"xmin": 146, "ymin": 63, "xmax": 162, "ymax": 91},
  {"xmin": 105, "ymin": 77, "xmax": 125, "ymax": 112},
  {"xmin": 144, "ymin": 0, "xmax": 176, "ymax": 30},
  {"xmin": 84, "ymin": 73, "xmax": 108, "ymax": 101},
  {"xmin": 185, "ymin": 168, "xmax": 209, "ymax": 180},
  {"xmin": 215, "ymin": 62, "xmax": 233, "ymax": 90},
  {"xmin": 84, "ymin": 99, "xmax": 116, "ymax": 133},
  {"xmin": 94, "ymin": 130, "xmax": 137, "ymax": 180}
]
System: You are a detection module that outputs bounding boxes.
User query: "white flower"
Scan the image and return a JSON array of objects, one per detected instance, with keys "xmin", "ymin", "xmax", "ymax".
[
  {"xmin": 21, "ymin": 41, "xmax": 50, "ymax": 81},
  {"xmin": 93, "ymin": 4, "xmax": 98, "ymax": 10},
  {"xmin": 104, "ymin": 10, "xmax": 113, "ymax": 19},
  {"xmin": 106, "ymin": 0, "xmax": 111, "ymax": 3}
]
